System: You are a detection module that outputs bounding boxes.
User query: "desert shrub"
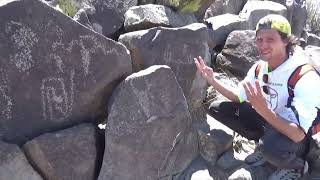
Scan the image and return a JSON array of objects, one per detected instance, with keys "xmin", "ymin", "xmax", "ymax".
[{"xmin": 58, "ymin": 0, "xmax": 77, "ymax": 17}]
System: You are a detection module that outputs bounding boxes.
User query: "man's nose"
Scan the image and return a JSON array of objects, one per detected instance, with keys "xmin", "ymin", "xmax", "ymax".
[{"xmin": 258, "ymin": 40, "xmax": 269, "ymax": 50}]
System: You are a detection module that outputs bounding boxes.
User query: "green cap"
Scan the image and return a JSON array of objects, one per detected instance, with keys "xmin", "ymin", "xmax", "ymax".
[{"xmin": 256, "ymin": 14, "xmax": 291, "ymax": 36}]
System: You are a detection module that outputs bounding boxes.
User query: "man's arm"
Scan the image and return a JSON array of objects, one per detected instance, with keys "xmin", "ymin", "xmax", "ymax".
[
  {"xmin": 209, "ymin": 78, "xmax": 240, "ymax": 103},
  {"xmin": 243, "ymin": 81, "xmax": 305, "ymax": 143},
  {"xmin": 259, "ymin": 108, "xmax": 305, "ymax": 143},
  {"xmin": 194, "ymin": 56, "xmax": 239, "ymax": 102}
]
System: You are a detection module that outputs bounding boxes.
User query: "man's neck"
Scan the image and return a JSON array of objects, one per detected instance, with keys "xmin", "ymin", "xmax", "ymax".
[{"xmin": 268, "ymin": 53, "xmax": 289, "ymax": 71}]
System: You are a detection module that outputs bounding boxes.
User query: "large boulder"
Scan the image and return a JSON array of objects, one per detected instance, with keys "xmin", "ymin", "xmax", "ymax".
[
  {"xmin": 23, "ymin": 124, "xmax": 98, "ymax": 180},
  {"xmin": 205, "ymin": 13, "xmax": 248, "ymax": 47},
  {"xmin": 119, "ymin": 23, "xmax": 211, "ymax": 111},
  {"xmin": 0, "ymin": 0, "xmax": 132, "ymax": 144},
  {"xmin": 198, "ymin": 129, "xmax": 233, "ymax": 165},
  {"xmin": 88, "ymin": 0, "xmax": 138, "ymax": 38},
  {"xmin": 43, "ymin": 0, "xmax": 138, "ymax": 38},
  {"xmin": 0, "ymin": 141, "xmax": 43, "ymax": 180},
  {"xmin": 98, "ymin": 65, "xmax": 198, "ymax": 180},
  {"xmin": 124, "ymin": 4, "xmax": 197, "ymax": 32},
  {"xmin": 304, "ymin": 45, "xmax": 320, "ymax": 66},
  {"xmin": 286, "ymin": 0, "xmax": 307, "ymax": 38},
  {"xmin": 178, "ymin": 156, "xmax": 211, "ymax": 180},
  {"xmin": 239, "ymin": 1, "xmax": 287, "ymax": 30},
  {"xmin": 306, "ymin": 33, "xmax": 320, "ymax": 47},
  {"xmin": 204, "ymin": 0, "xmax": 247, "ymax": 19},
  {"xmin": 216, "ymin": 30, "xmax": 259, "ymax": 78}
]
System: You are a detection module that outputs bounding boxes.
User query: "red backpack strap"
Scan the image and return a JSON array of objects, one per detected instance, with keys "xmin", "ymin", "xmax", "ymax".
[
  {"xmin": 255, "ymin": 63, "xmax": 263, "ymax": 79},
  {"xmin": 286, "ymin": 64, "xmax": 315, "ymax": 107}
]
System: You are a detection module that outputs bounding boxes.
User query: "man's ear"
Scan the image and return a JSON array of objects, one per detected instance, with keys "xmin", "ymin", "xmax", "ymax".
[{"xmin": 282, "ymin": 38, "xmax": 289, "ymax": 46}]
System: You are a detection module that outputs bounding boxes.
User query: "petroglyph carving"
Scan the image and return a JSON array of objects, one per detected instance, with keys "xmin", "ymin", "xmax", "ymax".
[
  {"xmin": 6, "ymin": 21, "xmax": 39, "ymax": 73},
  {"xmin": 66, "ymin": 35, "xmax": 118, "ymax": 76},
  {"xmin": 0, "ymin": 68, "xmax": 13, "ymax": 120},
  {"xmin": 41, "ymin": 70, "xmax": 75, "ymax": 122},
  {"xmin": 164, "ymin": 43, "xmax": 192, "ymax": 64}
]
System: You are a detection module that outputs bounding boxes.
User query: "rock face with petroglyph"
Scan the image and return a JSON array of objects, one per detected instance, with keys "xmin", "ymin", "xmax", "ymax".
[
  {"xmin": 0, "ymin": 0, "xmax": 132, "ymax": 144},
  {"xmin": 119, "ymin": 23, "xmax": 211, "ymax": 111},
  {"xmin": 98, "ymin": 65, "xmax": 198, "ymax": 180}
]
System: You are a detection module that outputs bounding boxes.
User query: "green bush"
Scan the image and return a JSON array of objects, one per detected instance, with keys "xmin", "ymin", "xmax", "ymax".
[
  {"xmin": 180, "ymin": 0, "xmax": 202, "ymax": 13},
  {"xmin": 306, "ymin": 0, "xmax": 320, "ymax": 35},
  {"xmin": 58, "ymin": 0, "xmax": 77, "ymax": 17}
]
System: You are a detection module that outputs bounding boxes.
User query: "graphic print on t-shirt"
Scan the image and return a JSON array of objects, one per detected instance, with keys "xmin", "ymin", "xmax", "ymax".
[{"xmin": 265, "ymin": 86, "xmax": 278, "ymax": 110}]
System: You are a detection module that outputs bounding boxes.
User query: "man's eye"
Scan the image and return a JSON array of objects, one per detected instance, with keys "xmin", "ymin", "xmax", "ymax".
[{"xmin": 266, "ymin": 38, "xmax": 274, "ymax": 42}]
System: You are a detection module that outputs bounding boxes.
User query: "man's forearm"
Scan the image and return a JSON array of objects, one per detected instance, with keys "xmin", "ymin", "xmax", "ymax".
[
  {"xmin": 210, "ymin": 78, "xmax": 240, "ymax": 103},
  {"xmin": 261, "ymin": 109, "xmax": 305, "ymax": 143}
]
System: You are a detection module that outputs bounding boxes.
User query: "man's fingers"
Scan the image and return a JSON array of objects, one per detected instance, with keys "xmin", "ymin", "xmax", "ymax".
[
  {"xmin": 242, "ymin": 83, "xmax": 250, "ymax": 96},
  {"xmin": 255, "ymin": 81, "xmax": 263, "ymax": 95},
  {"xmin": 194, "ymin": 58, "xmax": 201, "ymax": 70},
  {"xmin": 198, "ymin": 56, "xmax": 206, "ymax": 67},
  {"xmin": 194, "ymin": 57, "xmax": 204, "ymax": 69},
  {"xmin": 246, "ymin": 82, "xmax": 256, "ymax": 95}
]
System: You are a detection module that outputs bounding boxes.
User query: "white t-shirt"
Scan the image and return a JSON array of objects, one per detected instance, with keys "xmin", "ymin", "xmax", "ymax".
[{"xmin": 237, "ymin": 51, "xmax": 320, "ymax": 132}]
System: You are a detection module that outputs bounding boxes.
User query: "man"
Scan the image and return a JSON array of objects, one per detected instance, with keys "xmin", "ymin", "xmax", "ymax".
[{"xmin": 195, "ymin": 14, "xmax": 320, "ymax": 179}]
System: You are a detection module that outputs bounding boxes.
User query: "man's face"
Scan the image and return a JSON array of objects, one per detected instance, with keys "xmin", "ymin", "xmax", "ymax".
[{"xmin": 255, "ymin": 29, "xmax": 288, "ymax": 63}]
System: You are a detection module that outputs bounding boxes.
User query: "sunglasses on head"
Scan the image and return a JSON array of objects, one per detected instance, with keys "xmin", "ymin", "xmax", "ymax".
[{"xmin": 262, "ymin": 74, "xmax": 269, "ymax": 94}]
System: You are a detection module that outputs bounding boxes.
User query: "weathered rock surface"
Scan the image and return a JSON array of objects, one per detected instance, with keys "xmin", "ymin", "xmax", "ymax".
[
  {"xmin": 88, "ymin": 0, "xmax": 138, "ymax": 38},
  {"xmin": 286, "ymin": 0, "xmax": 307, "ymax": 38},
  {"xmin": 216, "ymin": 30, "xmax": 258, "ymax": 78},
  {"xmin": 98, "ymin": 65, "xmax": 198, "ymax": 180},
  {"xmin": 119, "ymin": 23, "xmax": 211, "ymax": 110},
  {"xmin": 198, "ymin": 129, "xmax": 233, "ymax": 165},
  {"xmin": 0, "ymin": 0, "xmax": 132, "ymax": 144},
  {"xmin": 23, "ymin": 123, "xmax": 98, "ymax": 180},
  {"xmin": 0, "ymin": 141, "xmax": 43, "ymax": 180},
  {"xmin": 204, "ymin": 0, "xmax": 247, "ymax": 19},
  {"xmin": 305, "ymin": 45, "xmax": 320, "ymax": 66},
  {"xmin": 178, "ymin": 156, "xmax": 210, "ymax": 180},
  {"xmin": 124, "ymin": 4, "xmax": 197, "ymax": 32},
  {"xmin": 307, "ymin": 33, "xmax": 320, "ymax": 47},
  {"xmin": 73, "ymin": 9, "xmax": 93, "ymax": 30},
  {"xmin": 239, "ymin": 1, "xmax": 287, "ymax": 30},
  {"xmin": 205, "ymin": 13, "xmax": 248, "ymax": 47}
]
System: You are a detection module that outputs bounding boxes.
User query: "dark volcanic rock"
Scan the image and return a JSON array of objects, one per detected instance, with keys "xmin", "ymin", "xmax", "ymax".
[
  {"xmin": 0, "ymin": 141, "xmax": 43, "ymax": 180},
  {"xmin": 98, "ymin": 65, "xmax": 198, "ymax": 180},
  {"xmin": 23, "ymin": 123, "xmax": 98, "ymax": 180},
  {"xmin": 0, "ymin": 0, "xmax": 132, "ymax": 144}
]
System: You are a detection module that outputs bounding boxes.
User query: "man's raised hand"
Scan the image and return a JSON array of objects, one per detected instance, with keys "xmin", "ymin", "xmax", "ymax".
[{"xmin": 194, "ymin": 56, "xmax": 214, "ymax": 84}]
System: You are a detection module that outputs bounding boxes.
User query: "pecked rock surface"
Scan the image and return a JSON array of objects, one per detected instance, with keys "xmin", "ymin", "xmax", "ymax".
[
  {"xmin": 0, "ymin": 0, "xmax": 132, "ymax": 144},
  {"xmin": 98, "ymin": 65, "xmax": 198, "ymax": 180}
]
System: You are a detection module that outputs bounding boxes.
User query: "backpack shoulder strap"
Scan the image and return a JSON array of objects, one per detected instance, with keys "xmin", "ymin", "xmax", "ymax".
[
  {"xmin": 287, "ymin": 64, "xmax": 315, "ymax": 107},
  {"xmin": 255, "ymin": 63, "xmax": 263, "ymax": 79}
]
